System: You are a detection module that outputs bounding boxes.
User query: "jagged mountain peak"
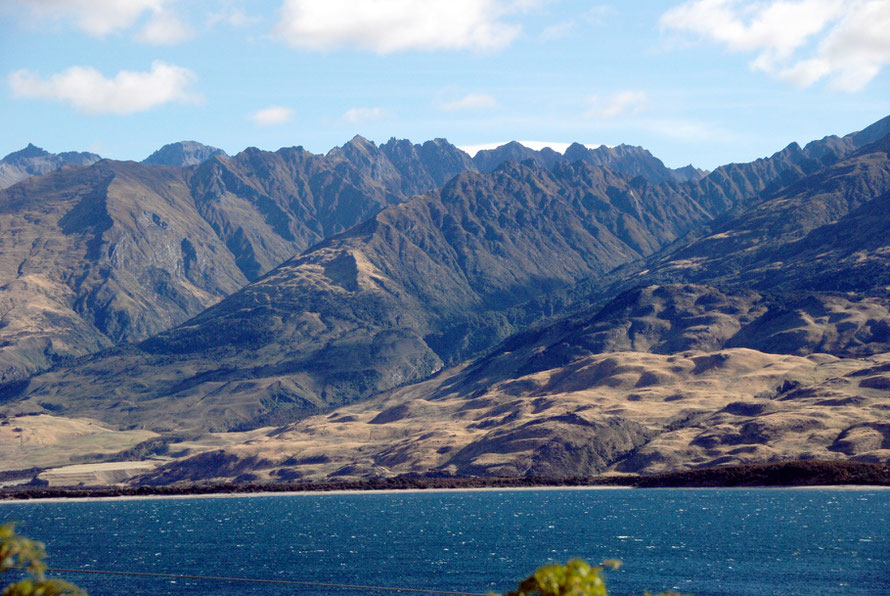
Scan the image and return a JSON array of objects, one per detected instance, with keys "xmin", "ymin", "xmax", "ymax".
[
  {"xmin": 382, "ymin": 137, "xmax": 413, "ymax": 150},
  {"xmin": 2, "ymin": 143, "xmax": 51, "ymax": 162},
  {"xmin": 327, "ymin": 135, "xmax": 384, "ymax": 164},
  {"xmin": 342, "ymin": 134, "xmax": 377, "ymax": 151},
  {"xmin": 562, "ymin": 142, "xmax": 590, "ymax": 159},
  {"xmin": 472, "ymin": 139, "xmax": 697, "ymax": 184},
  {"xmin": 422, "ymin": 137, "xmax": 456, "ymax": 148}
]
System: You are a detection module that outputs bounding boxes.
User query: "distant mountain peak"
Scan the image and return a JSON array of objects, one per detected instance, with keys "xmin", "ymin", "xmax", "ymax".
[
  {"xmin": 2, "ymin": 143, "xmax": 51, "ymax": 162},
  {"xmin": 0, "ymin": 144, "xmax": 102, "ymax": 189},
  {"xmin": 343, "ymin": 135, "xmax": 376, "ymax": 151},
  {"xmin": 143, "ymin": 141, "xmax": 228, "ymax": 167}
]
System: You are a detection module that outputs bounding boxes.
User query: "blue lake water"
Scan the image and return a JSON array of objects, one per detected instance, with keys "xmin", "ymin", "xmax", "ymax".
[{"xmin": 1, "ymin": 488, "xmax": 888, "ymax": 595}]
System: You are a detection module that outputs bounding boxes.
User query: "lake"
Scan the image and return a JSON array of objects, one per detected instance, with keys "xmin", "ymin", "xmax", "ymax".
[{"xmin": 1, "ymin": 488, "xmax": 888, "ymax": 595}]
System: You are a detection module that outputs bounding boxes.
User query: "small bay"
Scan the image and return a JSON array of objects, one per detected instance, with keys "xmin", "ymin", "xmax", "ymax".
[{"xmin": 2, "ymin": 488, "xmax": 888, "ymax": 595}]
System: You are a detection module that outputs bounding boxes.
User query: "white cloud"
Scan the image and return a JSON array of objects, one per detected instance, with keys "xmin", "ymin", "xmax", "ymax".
[
  {"xmin": 8, "ymin": 61, "xmax": 201, "ymax": 115},
  {"xmin": 274, "ymin": 0, "xmax": 524, "ymax": 53},
  {"xmin": 134, "ymin": 9, "xmax": 194, "ymax": 44},
  {"xmin": 439, "ymin": 93, "xmax": 498, "ymax": 111},
  {"xmin": 249, "ymin": 106, "xmax": 295, "ymax": 125},
  {"xmin": 342, "ymin": 107, "xmax": 386, "ymax": 124},
  {"xmin": 13, "ymin": 0, "xmax": 192, "ymax": 44},
  {"xmin": 661, "ymin": 0, "xmax": 890, "ymax": 92},
  {"xmin": 587, "ymin": 90, "xmax": 649, "ymax": 119}
]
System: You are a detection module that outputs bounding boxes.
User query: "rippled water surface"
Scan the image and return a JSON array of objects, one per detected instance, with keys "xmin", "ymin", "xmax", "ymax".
[{"xmin": 2, "ymin": 488, "xmax": 888, "ymax": 595}]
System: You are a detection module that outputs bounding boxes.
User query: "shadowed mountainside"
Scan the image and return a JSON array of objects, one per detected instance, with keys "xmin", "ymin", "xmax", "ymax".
[{"xmin": 631, "ymin": 135, "xmax": 890, "ymax": 294}]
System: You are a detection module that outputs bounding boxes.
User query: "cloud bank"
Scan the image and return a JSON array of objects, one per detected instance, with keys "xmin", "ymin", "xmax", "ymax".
[
  {"xmin": 8, "ymin": 61, "xmax": 201, "ymax": 114},
  {"xmin": 661, "ymin": 0, "xmax": 890, "ymax": 91},
  {"xmin": 275, "ymin": 0, "xmax": 523, "ymax": 53},
  {"xmin": 15, "ymin": 0, "xmax": 192, "ymax": 45}
]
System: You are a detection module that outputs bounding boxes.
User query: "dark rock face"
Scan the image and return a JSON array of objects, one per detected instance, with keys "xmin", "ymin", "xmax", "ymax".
[
  {"xmin": 142, "ymin": 141, "xmax": 228, "ymax": 167},
  {"xmin": 0, "ymin": 143, "xmax": 101, "ymax": 189},
  {"xmin": 136, "ymin": 450, "xmax": 274, "ymax": 485}
]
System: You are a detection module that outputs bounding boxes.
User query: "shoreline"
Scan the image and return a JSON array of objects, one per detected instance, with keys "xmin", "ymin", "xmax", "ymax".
[
  {"xmin": 4, "ymin": 482, "xmax": 890, "ymax": 505},
  {"xmin": 1, "ymin": 460, "xmax": 889, "ymax": 502}
]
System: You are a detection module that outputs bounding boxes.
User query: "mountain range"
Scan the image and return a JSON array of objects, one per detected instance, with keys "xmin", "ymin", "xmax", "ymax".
[{"xmin": 1, "ymin": 116, "xmax": 890, "ymax": 487}]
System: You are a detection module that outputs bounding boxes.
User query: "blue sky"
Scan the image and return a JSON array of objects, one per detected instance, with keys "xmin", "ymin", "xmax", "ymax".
[{"xmin": 2, "ymin": 0, "xmax": 889, "ymax": 170}]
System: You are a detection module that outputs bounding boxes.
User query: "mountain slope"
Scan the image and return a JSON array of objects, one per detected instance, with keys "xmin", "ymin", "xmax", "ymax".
[
  {"xmin": 2, "ymin": 118, "xmax": 889, "ymax": 430},
  {"xmin": 0, "ymin": 161, "xmax": 247, "ymax": 381},
  {"xmin": 0, "ymin": 138, "xmax": 478, "ymax": 379},
  {"xmin": 628, "ymin": 134, "xmax": 890, "ymax": 294},
  {"xmin": 446, "ymin": 134, "xmax": 890, "ymax": 394},
  {"xmin": 130, "ymin": 347, "xmax": 890, "ymax": 483},
  {"xmin": 1, "ymin": 160, "xmax": 749, "ymax": 430}
]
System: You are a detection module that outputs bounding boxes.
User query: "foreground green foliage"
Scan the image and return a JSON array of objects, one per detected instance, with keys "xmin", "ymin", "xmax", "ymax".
[
  {"xmin": 501, "ymin": 559, "xmax": 688, "ymax": 596},
  {"xmin": 0, "ymin": 523, "xmax": 84, "ymax": 596}
]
